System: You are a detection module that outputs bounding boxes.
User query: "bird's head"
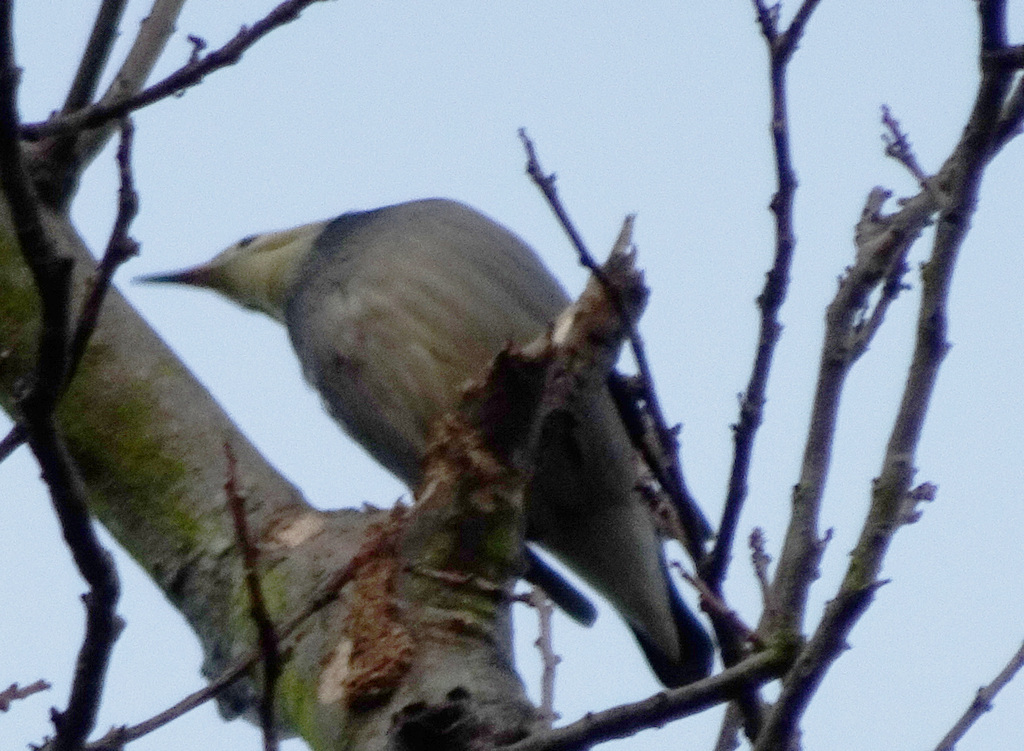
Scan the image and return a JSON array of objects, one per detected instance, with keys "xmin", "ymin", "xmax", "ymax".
[{"xmin": 137, "ymin": 220, "xmax": 329, "ymax": 322}]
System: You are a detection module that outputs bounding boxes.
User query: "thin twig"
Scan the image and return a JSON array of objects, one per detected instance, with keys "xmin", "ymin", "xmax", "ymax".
[
  {"xmin": 68, "ymin": 119, "xmax": 140, "ymax": 373},
  {"xmin": 528, "ymin": 589, "xmax": 560, "ymax": 727},
  {"xmin": 881, "ymin": 105, "xmax": 931, "ymax": 188},
  {"xmin": 705, "ymin": 4, "xmax": 828, "ymax": 744},
  {"xmin": 225, "ymin": 443, "xmax": 280, "ymax": 751},
  {"xmin": 674, "ymin": 564, "xmax": 760, "ymax": 650},
  {"xmin": 517, "ymin": 128, "xmax": 712, "ymax": 559},
  {"xmin": 755, "ymin": 4, "xmax": 1023, "ymax": 747},
  {"xmin": 0, "ymin": 10, "xmax": 124, "ymax": 751},
  {"xmin": 933, "ymin": 639, "xmax": 1024, "ymax": 751},
  {"xmin": 21, "ymin": 0, "xmax": 329, "ymax": 142},
  {"xmin": 501, "ymin": 652, "xmax": 783, "ymax": 751},
  {"xmin": 748, "ymin": 528, "xmax": 772, "ymax": 613},
  {"xmin": 0, "ymin": 680, "xmax": 52, "ymax": 711},
  {"xmin": 705, "ymin": 0, "xmax": 818, "ymax": 594}
]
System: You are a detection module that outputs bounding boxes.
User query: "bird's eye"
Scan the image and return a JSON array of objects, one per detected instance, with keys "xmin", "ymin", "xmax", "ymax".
[{"xmin": 239, "ymin": 235, "xmax": 258, "ymax": 248}]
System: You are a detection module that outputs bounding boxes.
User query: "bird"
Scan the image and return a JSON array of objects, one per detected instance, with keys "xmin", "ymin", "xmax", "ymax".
[{"xmin": 139, "ymin": 198, "xmax": 714, "ymax": 687}]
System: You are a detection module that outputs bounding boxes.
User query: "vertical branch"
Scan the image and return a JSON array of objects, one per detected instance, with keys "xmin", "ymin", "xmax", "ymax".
[
  {"xmin": 0, "ymin": 11, "xmax": 123, "ymax": 749},
  {"xmin": 0, "ymin": 11, "xmax": 125, "ymax": 749},
  {"xmin": 62, "ymin": 0, "xmax": 130, "ymax": 113},
  {"xmin": 33, "ymin": 0, "xmax": 185, "ymax": 207},
  {"xmin": 518, "ymin": 129, "xmax": 711, "ymax": 558},
  {"xmin": 704, "ymin": 0, "xmax": 823, "ymax": 593},
  {"xmin": 754, "ymin": 3, "xmax": 1021, "ymax": 749},
  {"xmin": 36, "ymin": 0, "xmax": 130, "ymax": 207},
  {"xmin": 704, "ymin": 2, "xmax": 825, "ymax": 745},
  {"xmin": 527, "ymin": 589, "xmax": 560, "ymax": 728},
  {"xmin": 225, "ymin": 443, "xmax": 281, "ymax": 751}
]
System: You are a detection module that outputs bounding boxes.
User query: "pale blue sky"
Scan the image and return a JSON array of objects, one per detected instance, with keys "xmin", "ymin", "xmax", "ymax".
[{"xmin": 3, "ymin": 2, "xmax": 1024, "ymax": 750}]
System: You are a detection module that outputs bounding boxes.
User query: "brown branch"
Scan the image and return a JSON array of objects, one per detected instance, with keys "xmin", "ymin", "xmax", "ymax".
[
  {"xmin": 933, "ymin": 639, "xmax": 1024, "ymax": 751},
  {"xmin": 704, "ymin": 4, "xmax": 827, "ymax": 745},
  {"xmin": 21, "ymin": 0, "xmax": 329, "ymax": 143},
  {"xmin": 0, "ymin": 9, "xmax": 124, "ymax": 751},
  {"xmin": 754, "ymin": 3, "xmax": 1023, "ymax": 747},
  {"xmin": 225, "ymin": 443, "xmax": 280, "ymax": 751},
  {"xmin": 517, "ymin": 128, "xmax": 712, "ymax": 560},
  {"xmin": 844, "ymin": 187, "xmax": 917, "ymax": 359},
  {"xmin": 0, "ymin": 680, "xmax": 52, "ymax": 711},
  {"xmin": 500, "ymin": 652, "xmax": 783, "ymax": 751},
  {"xmin": 675, "ymin": 564, "xmax": 760, "ymax": 650},
  {"xmin": 749, "ymin": 529, "xmax": 772, "ymax": 614},
  {"xmin": 761, "ymin": 160, "xmax": 935, "ymax": 642},
  {"xmin": 68, "ymin": 119, "xmax": 139, "ymax": 375},
  {"xmin": 881, "ymin": 105, "xmax": 930, "ymax": 187},
  {"xmin": 750, "ymin": 188, "xmax": 933, "ymax": 750}
]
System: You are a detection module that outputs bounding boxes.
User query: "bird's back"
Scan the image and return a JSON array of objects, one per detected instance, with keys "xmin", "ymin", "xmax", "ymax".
[
  {"xmin": 285, "ymin": 198, "xmax": 713, "ymax": 685},
  {"xmin": 286, "ymin": 198, "xmax": 569, "ymax": 482}
]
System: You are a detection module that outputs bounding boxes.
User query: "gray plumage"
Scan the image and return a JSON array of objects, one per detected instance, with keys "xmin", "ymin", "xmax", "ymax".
[{"xmin": 141, "ymin": 198, "xmax": 714, "ymax": 686}]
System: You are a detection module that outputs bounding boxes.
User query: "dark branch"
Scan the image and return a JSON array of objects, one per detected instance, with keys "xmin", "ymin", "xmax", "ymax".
[
  {"xmin": 518, "ymin": 128, "xmax": 712, "ymax": 559},
  {"xmin": 68, "ymin": 119, "xmax": 139, "ymax": 373},
  {"xmin": 708, "ymin": 0, "xmax": 826, "ymax": 597},
  {"xmin": 62, "ymin": 0, "xmax": 129, "ymax": 113},
  {"xmin": 1, "ymin": 121, "xmax": 139, "ymax": 467},
  {"xmin": 755, "ymin": 2, "xmax": 1023, "ymax": 746},
  {"xmin": 225, "ymin": 443, "xmax": 280, "ymax": 751},
  {"xmin": 21, "ymin": 0, "xmax": 329, "ymax": 142},
  {"xmin": 0, "ymin": 11, "xmax": 123, "ymax": 750},
  {"xmin": 501, "ymin": 652, "xmax": 783, "ymax": 751},
  {"xmin": 0, "ymin": 680, "xmax": 52, "ymax": 711},
  {"xmin": 934, "ymin": 639, "xmax": 1024, "ymax": 751}
]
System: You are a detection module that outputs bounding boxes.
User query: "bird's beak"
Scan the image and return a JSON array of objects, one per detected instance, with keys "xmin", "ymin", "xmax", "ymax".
[{"xmin": 134, "ymin": 265, "xmax": 214, "ymax": 287}]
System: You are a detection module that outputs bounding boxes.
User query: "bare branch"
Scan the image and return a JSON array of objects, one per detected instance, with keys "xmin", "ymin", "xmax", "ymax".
[
  {"xmin": 675, "ymin": 564, "xmax": 760, "ymax": 650},
  {"xmin": 527, "ymin": 589, "xmax": 560, "ymax": 727},
  {"xmin": 708, "ymin": 0, "xmax": 826, "ymax": 596},
  {"xmin": 934, "ymin": 639, "xmax": 1024, "ymax": 751},
  {"xmin": 28, "ymin": 0, "xmax": 185, "ymax": 207},
  {"xmin": 0, "ymin": 680, "xmax": 51, "ymax": 711},
  {"xmin": 21, "ymin": 0, "xmax": 329, "ymax": 143},
  {"xmin": 68, "ymin": 119, "xmax": 139, "ymax": 374},
  {"xmin": 0, "ymin": 12, "xmax": 124, "ymax": 750},
  {"xmin": 225, "ymin": 443, "xmax": 280, "ymax": 751},
  {"xmin": 755, "ymin": 3, "xmax": 1024, "ymax": 746},
  {"xmin": 748, "ymin": 529, "xmax": 773, "ymax": 614},
  {"xmin": 62, "ymin": 0, "xmax": 130, "ymax": 113},
  {"xmin": 518, "ymin": 128, "xmax": 712, "ymax": 560},
  {"xmin": 881, "ymin": 105, "xmax": 930, "ymax": 188},
  {"xmin": 502, "ymin": 652, "xmax": 783, "ymax": 751},
  {"xmin": 706, "ymin": 4, "xmax": 828, "ymax": 743}
]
